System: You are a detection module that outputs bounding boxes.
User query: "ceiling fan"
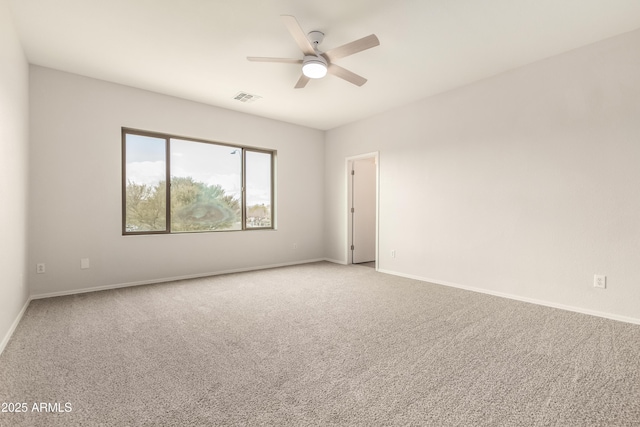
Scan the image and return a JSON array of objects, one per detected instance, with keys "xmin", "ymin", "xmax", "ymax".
[{"xmin": 247, "ymin": 15, "xmax": 380, "ymax": 89}]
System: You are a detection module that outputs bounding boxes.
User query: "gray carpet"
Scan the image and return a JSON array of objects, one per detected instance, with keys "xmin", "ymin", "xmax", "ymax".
[{"xmin": 1, "ymin": 261, "xmax": 639, "ymax": 426}]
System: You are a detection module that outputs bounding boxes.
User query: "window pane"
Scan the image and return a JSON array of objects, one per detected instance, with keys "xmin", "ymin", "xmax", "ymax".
[
  {"xmin": 245, "ymin": 151, "xmax": 272, "ymax": 228},
  {"xmin": 125, "ymin": 134, "xmax": 167, "ymax": 232},
  {"xmin": 170, "ymin": 139, "xmax": 242, "ymax": 232}
]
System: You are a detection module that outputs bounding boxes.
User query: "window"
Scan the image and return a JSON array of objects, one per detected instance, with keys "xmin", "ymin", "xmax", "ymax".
[
  {"xmin": 245, "ymin": 150, "xmax": 273, "ymax": 228},
  {"xmin": 122, "ymin": 129, "xmax": 275, "ymax": 234}
]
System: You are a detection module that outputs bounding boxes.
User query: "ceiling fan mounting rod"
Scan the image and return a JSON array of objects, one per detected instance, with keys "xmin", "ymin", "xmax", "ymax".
[{"xmin": 307, "ymin": 31, "xmax": 324, "ymax": 50}]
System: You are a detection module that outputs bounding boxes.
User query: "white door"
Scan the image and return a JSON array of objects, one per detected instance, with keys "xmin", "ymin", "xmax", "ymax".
[{"xmin": 352, "ymin": 158, "xmax": 376, "ymax": 263}]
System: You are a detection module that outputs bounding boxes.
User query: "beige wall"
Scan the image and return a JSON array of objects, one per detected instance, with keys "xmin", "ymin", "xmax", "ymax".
[
  {"xmin": 325, "ymin": 29, "xmax": 640, "ymax": 322},
  {"xmin": 0, "ymin": 0, "xmax": 30, "ymax": 351},
  {"xmin": 28, "ymin": 66, "xmax": 325, "ymax": 296}
]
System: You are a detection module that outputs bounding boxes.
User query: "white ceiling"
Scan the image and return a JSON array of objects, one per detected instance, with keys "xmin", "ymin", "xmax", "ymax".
[{"xmin": 8, "ymin": 0, "xmax": 640, "ymax": 130}]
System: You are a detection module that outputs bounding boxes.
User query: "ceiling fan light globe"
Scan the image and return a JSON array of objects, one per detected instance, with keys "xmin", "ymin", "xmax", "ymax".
[
  {"xmin": 302, "ymin": 55, "xmax": 327, "ymax": 79},
  {"xmin": 302, "ymin": 59, "xmax": 328, "ymax": 79}
]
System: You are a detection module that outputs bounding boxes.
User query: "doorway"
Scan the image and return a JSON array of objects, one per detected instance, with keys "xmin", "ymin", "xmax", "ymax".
[{"xmin": 347, "ymin": 153, "xmax": 378, "ymax": 268}]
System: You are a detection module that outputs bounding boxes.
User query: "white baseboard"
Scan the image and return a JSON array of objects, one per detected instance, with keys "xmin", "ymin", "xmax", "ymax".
[
  {"xmin": 30, "ymin": 258, "xmax": 327, "ymax": 300},
  {"xmin": 377, "ymin": 268, "xmax": 640, "ymax": 326},
  {"xmin": 0, "ymin": 298, "xmax": 31, "ymax": 357}
]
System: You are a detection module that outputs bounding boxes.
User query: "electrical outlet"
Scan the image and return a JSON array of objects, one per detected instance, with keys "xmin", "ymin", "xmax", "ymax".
[
  {"xmin": 391, "ymin": 250, "xmax": 396, "ymax": 258},
  {"xmin": 594, "ymin": 274, "xmax": 606, "ymax": 289},
  {"xmin": 292, "ymin": 243, "xmax": 298, "ymax": 250},
  {"xmin": 36, "ymin": 263, "xmax": 45, "ymax": 274}
]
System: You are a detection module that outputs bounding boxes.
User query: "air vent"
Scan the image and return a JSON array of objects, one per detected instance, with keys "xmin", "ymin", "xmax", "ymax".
[{"xmin": 233, "ymin": 92, "xmax": 262, "ymax": 103}]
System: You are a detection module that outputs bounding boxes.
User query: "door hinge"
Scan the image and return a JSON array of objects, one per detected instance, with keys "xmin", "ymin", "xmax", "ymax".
[
  {"xmin": 351, "ymin": 170, "xmax": 355, "ymax": 175},
  {"xmin": 351, "ymin": 245, "xmax": 355, "ymax": 251},
  {"xmin": 351, "ymin": 207, "xmax": 354, "ymax": 213}
]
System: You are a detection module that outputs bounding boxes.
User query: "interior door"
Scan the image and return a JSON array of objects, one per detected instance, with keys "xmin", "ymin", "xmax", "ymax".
[{"xmin": 352, "ymin": 158, "xmax": 376, "ymax": 263}]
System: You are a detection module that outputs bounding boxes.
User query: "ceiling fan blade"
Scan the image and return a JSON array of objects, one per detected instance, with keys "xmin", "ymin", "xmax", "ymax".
[
  {"xmin": 323, "ymin": 34, "xmax": 380, "ymax": 62},
  {"xmin": 294, "ymin": 74, "xmax": 310, "ymax": 89},
  {"xmin": 247, "ymin": 57, "xmax": 303, "ymax": 64},
  {"xmin": 328, "ymin": 64, "xmax": 367, "ymax": 86},
  {"xmin": 281, "ymin": 15, "xmax": 316, "ymax": 56}
]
